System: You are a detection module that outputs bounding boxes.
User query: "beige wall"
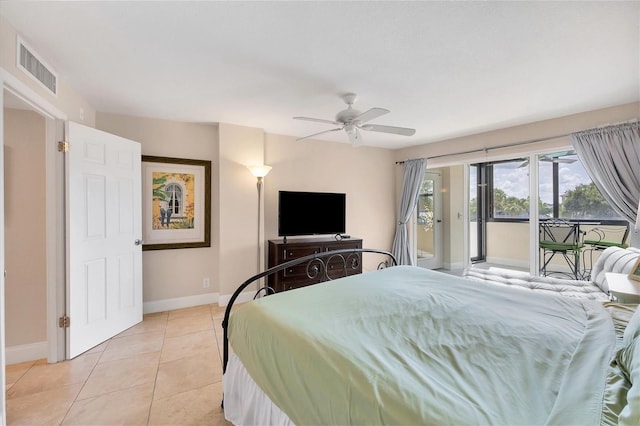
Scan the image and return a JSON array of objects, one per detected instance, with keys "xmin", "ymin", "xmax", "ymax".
[
  {"xmin": 486, "ymin": 222, "xmax": 630, "ymax": 271},
  {"xmin": 264, "ymin": 133, "xmax": 396, "ymax": 272},
  {"xmin": 96, "ymin": 113, "xmax": 220, "ymax": 302},
  {"xmin": 1, "ymin": 17, "xmax": 95, "ymax": 125},
  {"xmin": 486, "ymin": 222, "xmax": 530, "ymax": 268},
  {"xmin": 217, "ymin": 123, "xmax": 265, "ymax": 297},
  {"xmin": 93, "ymin": 116, "xmax": 397, "ymax": 299},
  {"xmin": 4, "ymin": 108, "xmax": 46, "ymax": 346}
]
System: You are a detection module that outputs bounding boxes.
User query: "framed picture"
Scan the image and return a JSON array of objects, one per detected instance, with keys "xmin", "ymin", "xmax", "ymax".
[
  {"xmin": 141, "ymin": 155, "xmax": 211, "ymax": 250},
  {"xmin": 629, "ymin": 257, "xmax": 640, "ymax": 282}
]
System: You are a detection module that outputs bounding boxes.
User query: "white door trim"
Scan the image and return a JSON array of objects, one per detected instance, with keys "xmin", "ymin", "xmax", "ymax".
[
  {"xmin": 1, "ymin": 67, "xmax": 68, "ymax": 364},
  {"xmin": 416, "ymin": 171, "xmax": 443, "ymax": 270}
]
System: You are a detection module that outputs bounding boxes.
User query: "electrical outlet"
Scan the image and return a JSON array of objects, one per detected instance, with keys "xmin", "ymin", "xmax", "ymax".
[{"xmin": 203, "ymin": 278, "xmax": 210, "ymax": 289}]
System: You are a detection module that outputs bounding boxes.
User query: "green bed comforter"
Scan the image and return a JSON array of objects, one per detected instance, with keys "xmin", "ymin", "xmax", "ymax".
[{"xmin": 228, "ymin": 265, "xmax": 620, "ymax": 425}]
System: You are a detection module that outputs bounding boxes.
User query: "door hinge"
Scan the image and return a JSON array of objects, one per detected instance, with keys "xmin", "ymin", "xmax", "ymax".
[
  {"xmin": 58, "ymin": 315, "xmax": 70, "ymax": 328},
  {"xmin": 57, "ymin": 141, "xmax": 69, "ymax": 152}
]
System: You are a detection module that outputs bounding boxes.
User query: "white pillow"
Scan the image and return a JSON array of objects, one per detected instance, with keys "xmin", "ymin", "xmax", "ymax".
[{"xmin": 591, "ymin": 247, "xmax": 640, "ymax": 293}]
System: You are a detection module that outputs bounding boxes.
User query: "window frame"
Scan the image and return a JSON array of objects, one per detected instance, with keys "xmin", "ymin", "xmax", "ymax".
[
  {"xmin": 480, "ymin": 157, "xmax": 627, "ymax": 226},
  {"xmin": 485, "ymin": 158, "xmax": 530, "ymax": 223}
]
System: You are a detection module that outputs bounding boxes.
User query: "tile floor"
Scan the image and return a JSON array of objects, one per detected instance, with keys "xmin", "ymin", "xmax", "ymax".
[{"xmin": 6, "ymin": 304, "xmax": 235, "ymax": 425}]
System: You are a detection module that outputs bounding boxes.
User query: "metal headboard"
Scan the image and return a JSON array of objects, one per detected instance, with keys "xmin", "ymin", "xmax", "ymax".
[{"xmin": 221, "ymin": 248, "xmax": 397, "ymax": 374}]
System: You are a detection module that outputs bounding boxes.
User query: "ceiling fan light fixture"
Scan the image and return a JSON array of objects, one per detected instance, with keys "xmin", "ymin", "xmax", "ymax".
[{"xmin": 345, "ymin": 124, "xmax": 356, "ymax": 135}]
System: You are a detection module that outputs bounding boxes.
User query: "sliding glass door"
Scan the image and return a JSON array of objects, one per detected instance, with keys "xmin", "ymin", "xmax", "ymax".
[
  {"xmin": 468, "ymin": 159, "xmax": 530, "ymax": 271},
  {"xmin": 468, "ymin": 151, "xmax": 626, "ymax": 276}
]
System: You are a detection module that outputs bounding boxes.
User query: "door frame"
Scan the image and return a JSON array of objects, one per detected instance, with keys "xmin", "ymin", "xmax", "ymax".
[
  {"xmin": 1, "ymin": 67, "xmax": 68, "ymax": 364},
  {"xmin": 468, "ymin": 163, "xmax": 488, "ymax": 263}
]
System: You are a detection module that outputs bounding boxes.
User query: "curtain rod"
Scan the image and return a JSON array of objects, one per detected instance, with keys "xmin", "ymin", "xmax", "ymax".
[
  {"xmin": 395, "ymin": 131, "xmax": 572, "ymax": 164},
  {"xmin": 395, "ymin": 119, "xmax": 639, "ymax": 164}
]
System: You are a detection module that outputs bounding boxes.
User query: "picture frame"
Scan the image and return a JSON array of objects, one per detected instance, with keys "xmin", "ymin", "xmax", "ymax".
[
  {"xmin": 141, "ymin": 155, "xmax": 211, "ymax": 250},
  {"xmin": 629, "ymin": 257, "xmax": 640, "ymax": 282}
]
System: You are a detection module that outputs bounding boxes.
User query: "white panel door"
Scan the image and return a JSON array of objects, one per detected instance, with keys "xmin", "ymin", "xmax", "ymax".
[{"xmin": 67, "ymin": 121, "xmax": 142, "ymax": 358}]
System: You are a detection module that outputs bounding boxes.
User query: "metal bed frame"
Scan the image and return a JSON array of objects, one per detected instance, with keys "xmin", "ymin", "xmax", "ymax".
[{"xmin": 221, "ymin": 247, "xmax": 397, "ymax": 375}]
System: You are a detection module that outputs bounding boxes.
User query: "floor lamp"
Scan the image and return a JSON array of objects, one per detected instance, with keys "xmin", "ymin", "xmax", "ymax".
[{"xmin": 247, "ymin": 165, "xmax": 272, "ymax": 296}]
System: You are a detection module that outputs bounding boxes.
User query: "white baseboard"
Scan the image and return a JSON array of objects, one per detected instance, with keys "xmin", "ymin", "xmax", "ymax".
[
  {"xmin": 218, "ymin": 291, "xmax": 256, "ymax": 307},
  {"xmin": 143, "ymin": 293, "xmax": 219, "ymax": 314},
  {"xmin": 6, "ymin": 341, "xmax": 48, "ymax": 365},
  {"xmin": 142, "ymin": 290, "xmax": 258, "ymax": 314},
  {"xmin": 443, "ymin": 262, "xmax": 465, "ymax": 271},
  {"xmin": 485, "ymin": 256, "xmax": 530, "ymax": 270}
]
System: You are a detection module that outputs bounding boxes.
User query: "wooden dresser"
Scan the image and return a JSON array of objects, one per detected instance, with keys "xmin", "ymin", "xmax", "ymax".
[{"xmin": 267, "ymin": 237, "xmax": 363, "ymax": 293}]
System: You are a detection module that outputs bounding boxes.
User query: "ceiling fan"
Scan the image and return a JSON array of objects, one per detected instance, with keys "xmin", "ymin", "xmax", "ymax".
[
  {"xmin": 293, "ymin": 93, "xmax": 416, "ymax": 146},
  {"xmin": 519, "ymin": 151, "xmax": 577, "ymax": 168}
]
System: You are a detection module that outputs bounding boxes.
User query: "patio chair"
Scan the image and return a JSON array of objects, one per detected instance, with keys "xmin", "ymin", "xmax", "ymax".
[
  {"xmin": 539, "ymin": 219, "xmax": 584, "ymax": 280},
  {"xmin": 582, "ymin": 223, "xmax": 630, "ymax": 278}
]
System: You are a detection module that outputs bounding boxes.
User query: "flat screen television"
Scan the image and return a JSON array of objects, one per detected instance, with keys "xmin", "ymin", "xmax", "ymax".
[{"xmin": 278, "ymin": 191, "xmax": 346, "ymax": 237}]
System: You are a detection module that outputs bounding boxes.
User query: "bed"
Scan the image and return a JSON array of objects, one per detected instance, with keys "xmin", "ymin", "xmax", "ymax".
[{"xmin": 221, "ymin": 248, "xmax": 640, "ymax": 425}]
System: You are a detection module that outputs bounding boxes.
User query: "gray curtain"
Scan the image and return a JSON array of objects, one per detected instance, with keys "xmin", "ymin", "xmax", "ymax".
[
  {"xmin": 392, "ymin": 158, "xmax": 427, "ymax": 265},
  {"xmin": 571, "ymin": 122, "xmax": 640, "ymax": 223}
]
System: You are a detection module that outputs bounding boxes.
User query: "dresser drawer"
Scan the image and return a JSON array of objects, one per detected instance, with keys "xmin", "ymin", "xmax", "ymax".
[
  {"xmin": 280, "ymin": 278, "xmax": 322, "ymax": 292},
  {"xmin": 282, "ymin": 262, "xmax": 322, "ymax": 279},
  {"xmin": 324, "ymin": 241, "xmax": 361, "ymax": 252},
  {"xmin": 282, "ymin": 245, "xmax": 321, "ymax": 260}
]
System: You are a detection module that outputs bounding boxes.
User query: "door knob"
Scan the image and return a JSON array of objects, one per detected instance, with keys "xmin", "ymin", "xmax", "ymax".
[{"xmin": 134, "ymin": 239, "xmax": 143, "ymax": 246}]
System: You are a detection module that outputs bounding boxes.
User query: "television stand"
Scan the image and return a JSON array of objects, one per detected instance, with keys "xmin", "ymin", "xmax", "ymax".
[{"xmin": 267, "ymin": 237, "xmax": 363, "ymax": 293}]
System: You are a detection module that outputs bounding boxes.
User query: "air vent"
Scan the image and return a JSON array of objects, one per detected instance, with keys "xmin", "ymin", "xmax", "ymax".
[{"xmin": 16, "ymin": 36, "xmax": 57, "ymax": 95}]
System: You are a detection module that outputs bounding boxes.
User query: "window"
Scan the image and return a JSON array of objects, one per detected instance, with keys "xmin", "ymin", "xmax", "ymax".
[
  {"xmin": 166, "ymin": 183, "xmax": 183, "ymax": 215},
  {"xmin": 488, "ymin": 159, "xmax": 530, "ymax": 220},
  {"xmin": 474, "ymin": 152, "xmax": 622, "ymax": 223},
  {"xmin": 538, "ymin": 152, "xmax": 622, "ymax": 221},
  {"xmin": 417, "ymin": 179, "xmax": 434, "ymax": 229}
]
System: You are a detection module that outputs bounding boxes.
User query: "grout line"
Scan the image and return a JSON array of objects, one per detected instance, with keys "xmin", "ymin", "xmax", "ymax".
[
  {"xmin": 147, "ymin": 312, "xmax": 168, "ymax": 425},
  {"xmin": 59, "ymin": 347, "xmax": 106, "ymax": 424},
  {"xmin": 4, "ymin": 360, "xmax": 37, "ymax": 394}
]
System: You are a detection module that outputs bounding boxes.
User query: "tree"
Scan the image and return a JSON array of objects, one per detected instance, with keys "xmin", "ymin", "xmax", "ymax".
[
  {"xmin": 493, "ymin": 188, "xmax": 529, "ymax": 218},
  {"xmin": 560, "ymin": 183, "xmax": 618, "ymax": 218}
]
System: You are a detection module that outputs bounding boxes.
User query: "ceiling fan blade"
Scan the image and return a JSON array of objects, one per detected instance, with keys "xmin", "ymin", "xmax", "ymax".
[
  {"xmin": 354, "ymin": 108, "xmax": 389, "ymax": 124},
  {"xmin": 293, "ymin": 116, "xmax": 341, "ymax": 125},
  {"xmin": 360, "ymin": 124, "xmax": 416, "ymax": 136},
  {"xmin": 296, "ymin": 127, "xmax": 342, "ymax": 141},
  {"xmin": 347, "ymin": 127, "xmax": 363, "ymax": 147},
  {"xmin": 540, "ymin": 156, "xmax": 576, "ymax": 164}
]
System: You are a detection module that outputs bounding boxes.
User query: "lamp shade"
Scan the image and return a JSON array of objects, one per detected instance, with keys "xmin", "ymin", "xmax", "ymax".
[{"xmin": 247, "ymin": 165, "xmax": 272, "ymax": 178}]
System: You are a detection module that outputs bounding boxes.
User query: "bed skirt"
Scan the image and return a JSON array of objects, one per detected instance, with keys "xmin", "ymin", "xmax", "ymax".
[{"xmin": 223, "ymin": 352, "xmax": 294, "ymax": 425}]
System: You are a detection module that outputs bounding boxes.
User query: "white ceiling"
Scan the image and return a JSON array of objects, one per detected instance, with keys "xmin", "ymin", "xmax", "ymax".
[{"xmin": 1, "ymin": 1, "xmax": 638, "ymax": 149}]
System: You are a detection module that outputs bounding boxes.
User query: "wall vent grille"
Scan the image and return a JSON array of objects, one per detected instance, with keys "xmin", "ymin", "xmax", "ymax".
[{"xmin": 17, "ymin": 37, "xmax": 57, "ymax": 95}]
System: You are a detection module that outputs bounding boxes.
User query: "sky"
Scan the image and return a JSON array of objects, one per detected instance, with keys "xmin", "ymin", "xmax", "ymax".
[{"xmin": 493, "ymin": 155, "xmax": 591, "ymax": 203}]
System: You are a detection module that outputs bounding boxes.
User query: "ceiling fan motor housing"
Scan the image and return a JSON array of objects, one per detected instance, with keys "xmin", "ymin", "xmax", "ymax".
[
  {"xmin": 335, "ymin": 92, "xmax": 360, "ymax": 123},
  {"xmin": 336, "ymin": 107, "xmax": 361, "ymax": 124}
]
